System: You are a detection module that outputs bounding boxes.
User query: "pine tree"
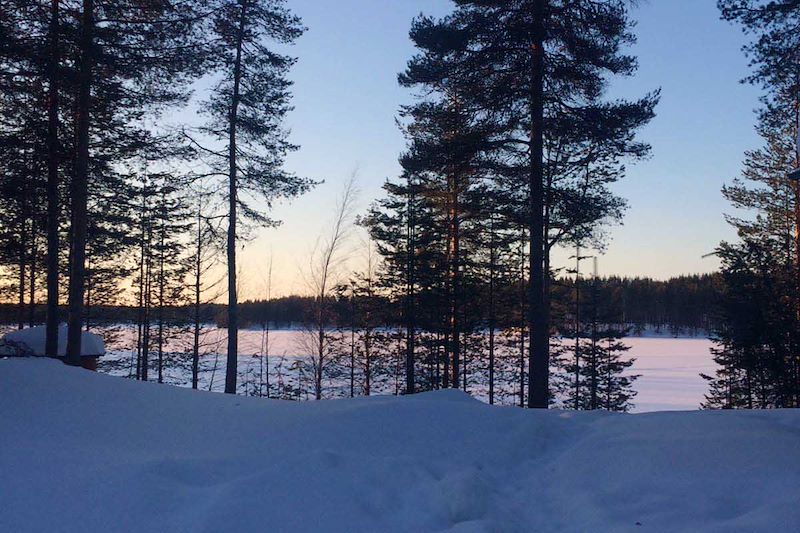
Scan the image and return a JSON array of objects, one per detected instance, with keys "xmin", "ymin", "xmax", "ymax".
[
  {"xmin": 0, "ymin": 1, "xmax": 60, "ymax": 334},
  {"xmin": 396, "ymin": 99, "xmax": 491, "ymax": 390},
  {"xmin": 401, "ymin": 0, "xmax": 657, "ymax": 407},
  {"xmin": 709, "ymin": 0, "xmax": 800, "ymax": 408},
  {"xmin": 44, "ymin": 0, "xmax": 60, "ymax": 356},
  {"xmin": 196, "ymin": 0, "xmax": 311, "ymax": 394},
  {"xmin": 47, "ymin": 1, "xmax": 211, "ymax": 363}
]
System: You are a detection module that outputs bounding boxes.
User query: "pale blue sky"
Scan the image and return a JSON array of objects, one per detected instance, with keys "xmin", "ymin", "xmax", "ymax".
[{"xmin": 236, "ymin": 0, "xmax": 763, "ymax": 298}]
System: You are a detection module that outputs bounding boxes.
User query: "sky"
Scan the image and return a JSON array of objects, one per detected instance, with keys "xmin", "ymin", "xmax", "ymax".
[{"xmin": 232, "ymin": 0, "xmax": 765, "ymax": 299}]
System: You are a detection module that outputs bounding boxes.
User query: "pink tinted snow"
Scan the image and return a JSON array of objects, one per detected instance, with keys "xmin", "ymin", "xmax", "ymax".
[
  {"xmin": 97, "ymin": 326, "xmax": 717, "ymax": 412},
  {"xmin": 624, "ymin": 337, "xmax": 716, "ymax": 412}
]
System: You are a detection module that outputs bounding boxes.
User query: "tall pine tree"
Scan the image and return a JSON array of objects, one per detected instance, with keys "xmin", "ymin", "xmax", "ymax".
[
  {"xmin": 198, "ymin": 0, "xmax": 311, "ymax": 394},
  {"xmin": 400, "ymin": 0, "xmax": 657, "ymax": 407}
]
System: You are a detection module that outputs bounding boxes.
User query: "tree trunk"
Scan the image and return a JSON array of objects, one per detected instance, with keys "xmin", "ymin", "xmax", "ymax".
[
  {"xmin": 395, "ymin": 333, "xmax": 402, "ymax": 395},
  {"xmin": 157, "ymin": 210, "xmax": 166, "ymax": 384},
  {"xmin": 349, "ymin": 289, "xmax": 355, "ymax": 397},
  {"xmin": 462, "ymin": 331, "xmax": 467, "ymax": 391},
  {"xmin": 435, "ymin": 331, "xmax": 441, "ymax": 388},
  {"xmin": 364, "ymin": 330, "xmax": 371, "ymax": 396},
  {"xmin": 449, "ymin": 174, "xmax": 461, "ymax": 389},
  {"xmin": 45, "ymin": 0, "xmax": 61, "ymax": 357},
  {"xmin": 136, "ymin": 189, "xmax": 147, "ymax": 379},
  {"xmin": 141, "ymin": 223, "xmax": 152, "ymax": 381},
  {"xmin": 405, "ymin": 174, "xmax": 416, "ymax": 394},
  {"xmin": 795, "ymin": 101, "xmax": 800, "ymax": 298},
  {"xmin": 18, "ymin": 223, "xmax": 26, "ymax": 331},
  {"xmin": 528, "ymin": 0, "xmax": 548, "ymax": 408},
  {"xmin": 363, "ymin": 270, "xmax": 372, "ymax": 395},
  {"xmin": 574, "ymin": 246, "xmax": 581, "ymax": 409},
  {"xmin": 29, "ymin": 232, "xmax": 38, "ymax": 327},
  {"xmin": 264, "ymin": 256, "xmax": 272, "ymax": 398},
  {"xmin": 316, "ymin": 318, "xmax": 324, "ymax": 400},
  {"xmin": 795, "ymin": 101, "xmax": 800, "ymax": 407},
  {"xmin": 791, "ymin": 100, "xmax": 800, "ymax": 407},
  {"xmin": 488, "ymin": 209, "xmax": 496, "ymax": 404},
  {"xmin": 84, "ymin": 265, "xmax": 91, "ymax": 330},
  {"xmin": 443, "ymin": 330, "xmax": 450, "ymax": 389},
  {"xmin": 191, "ymin": 207, "xmax": 202, "ymax": 388},
  {"xmin": 589, "ymin": 258, "xmax": 598, "ymax": 410},
  {"xmin": 264, "ymin": 321, "xmax": 270, "ymax": 397},
  {"xmin": 224, "ymin": 0, "xmax": 248, "ymax": 395},
  {"xmin": 66, "ymin": 0, "xmax": 93, "ymax": 366},
  {"xmin": 519, "ymin": 232, "xmax": 526, "ymax": 408}
]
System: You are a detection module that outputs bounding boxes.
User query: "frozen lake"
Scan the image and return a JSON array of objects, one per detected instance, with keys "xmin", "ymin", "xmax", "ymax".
[
  {"xmin": 620, "ymin": 337, "xmax": 716, "ymax": 412},
  {"xmin": 90, "ymin": 326, "xmax": 717, "ymax": 413}
]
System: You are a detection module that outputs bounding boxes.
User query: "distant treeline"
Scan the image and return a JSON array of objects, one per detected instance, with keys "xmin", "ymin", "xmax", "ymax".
[
  {"xmin": 589, "ymin": 274, "xmax": 720, "ymax": 336},
  {"xmin": 0, "ymin": 273, "xmax": 719, "ymax": 336}
]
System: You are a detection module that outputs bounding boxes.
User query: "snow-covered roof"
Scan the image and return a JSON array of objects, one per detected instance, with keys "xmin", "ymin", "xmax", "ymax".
[{"xmin": 0, "ymin": 325, "xmax": 104, "ymax": 358}]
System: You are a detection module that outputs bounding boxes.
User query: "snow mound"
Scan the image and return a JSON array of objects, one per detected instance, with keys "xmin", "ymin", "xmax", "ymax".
[
  {"xmin": 1, "ymin": 358, "xmax": 798, "ymax": 532},
  {"xmin": 0, "ymin": 324, "xmax": 104, "ymax": 357}
]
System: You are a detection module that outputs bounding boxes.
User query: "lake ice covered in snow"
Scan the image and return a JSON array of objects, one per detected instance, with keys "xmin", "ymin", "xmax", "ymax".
[{"xmin": 89, "ymin": 326, "xmax": 717, "ymax": 412}]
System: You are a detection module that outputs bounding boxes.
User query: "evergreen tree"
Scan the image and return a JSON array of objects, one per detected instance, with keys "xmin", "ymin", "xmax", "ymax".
[
  {"xmin": 44, "ymin": 0, "xmax": 60, "ymax": 357},
  {"xmin": 556, "ymin": 256, "xmax": 638, "ymax": 411},
  {"xmin": 397, "ymin": 99, "xmax": 491, "ymax": 390},
  {"xmin": 708, "ymin": 0, "xmax": 800, "ymax": 408},
  {"xmin": 400, "ymin": 0, "xmax": 657, "ymax": 407},
  {"xmin": 47, "ymin": 0, "xmax": 211, "ymax": 363},
  {"xmin": 0, "ymin": 1, "xmax": 60, "ymax": 333},
  {"xmin": 704, "ymin": 240, "xmax": 796, "ymax": 408},
  {"xmin": 197, "ymin": 0, "xmax": 311, "ymax": 394},
  {"xmin": 367, "ymin": 174, "xmax": 424, "ymax": 391}
]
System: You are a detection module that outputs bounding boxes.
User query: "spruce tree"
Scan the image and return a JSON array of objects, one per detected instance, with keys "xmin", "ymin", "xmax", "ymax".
[{"xmin": 556, "ymin": 258, "xmax": 638, "ymax": 411}]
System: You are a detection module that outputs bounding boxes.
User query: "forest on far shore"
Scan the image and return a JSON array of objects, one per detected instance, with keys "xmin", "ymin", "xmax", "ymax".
[{"xmin": 0, "ymin": 273, "xmax": 719, "ymax": 337}]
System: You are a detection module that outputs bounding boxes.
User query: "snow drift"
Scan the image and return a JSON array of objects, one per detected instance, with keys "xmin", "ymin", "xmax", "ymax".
[
  {"xmin": 1, "ymin": 358, "xmax": 798, "ymax": 532},
  {"xmin": 0, "ymin": 324, "xmax": 104, "ymax": 357}
]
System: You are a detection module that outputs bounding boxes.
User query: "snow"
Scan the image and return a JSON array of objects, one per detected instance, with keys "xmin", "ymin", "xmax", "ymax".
[
  {"xmin": 0, "ymin": 324, "xmax": 105, "ymax": 357},
  {"xmin": 1, "ymin": 359, "xmax": 798, "ymax": 532},
  {"xmin": 94, "ymin": 325, "xmax": 716, "ymax": 411},
  {"xmin": 623, "ymin": 337, "xmax": 716, "ymax": 411}
]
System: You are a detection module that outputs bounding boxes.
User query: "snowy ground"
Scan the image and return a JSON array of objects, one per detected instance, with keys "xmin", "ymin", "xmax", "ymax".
[{"xmin": 2, "ymin": 359, "xmax": 798, "ymax": 532}]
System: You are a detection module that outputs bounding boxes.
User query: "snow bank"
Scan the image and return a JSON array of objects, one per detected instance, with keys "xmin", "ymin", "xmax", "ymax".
[
  {"xmin": 0, "ymin": 324, "xmax": 104, "ymax": 357},
  {"xmin": 1, "ymin": 359, "xmax": 797, "ymax": 532}
]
